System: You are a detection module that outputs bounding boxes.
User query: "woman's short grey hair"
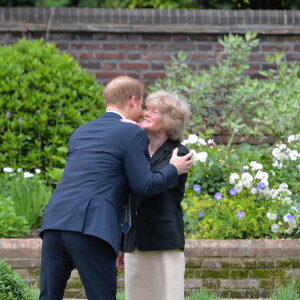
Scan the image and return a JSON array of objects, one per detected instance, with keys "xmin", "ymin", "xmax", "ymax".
[{"xmin": 145, "ymin": 90, "xmax": 191, "ymax": 142}]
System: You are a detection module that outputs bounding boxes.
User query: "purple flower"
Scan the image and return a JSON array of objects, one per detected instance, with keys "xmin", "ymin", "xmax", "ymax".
[
  {"xmin": 193, "ymin": 184, "xmax": 201, "ymax": 193},
  {"xmin": 6, "ymin": 111, "xmax": 11, "ymax": 119},
  {"xmin": 198, "ymin": 211, "xmax": 204, "ymax": 218},
  {"xmin": 229, "ymin": 188, "xmax": 237, "ymax": 196},
  {"xmin": 120, "ymin": 278, "xmax": 124, "ymax": 282},
  {"xmin": 192, "ymin": 289, "xmax": 195, "ymax": 293},
  {"xmin": 257, "ymin": 182, "xmax": 266, "ymax": 191},
  {"xmin": 237, "ymin": 211, "xmax": 245, "ymax": 219},
  {"xmin": 287, "ymin": 214, "xmax": 294, "ymax": 222},
  {"xmin": 193, "ymin": 282, "xmax": 197, "ymax": 286},
  {"xmin": 241, "ymin": 168, "xmax": 245, "ymax": 173},
  {"xmin": 214, "ymin": 192, "xmax": 222, "ymax": 200},
  {"xmin": 185, "ymin": 283, "xmax": 189, "ymax": 287},
  {"xmin": 18, "ymin": 117, "xmax": 23, "ymax": 126}
]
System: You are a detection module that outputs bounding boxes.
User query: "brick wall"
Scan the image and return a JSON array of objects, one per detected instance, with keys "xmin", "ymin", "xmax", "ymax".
[
  {"xmin": 1, "ymin": 238, "xmax": 300, "ymax": 298},
  {"xmin": 0, "ymin": 8, "xmax": 299, "ymax": 87}
]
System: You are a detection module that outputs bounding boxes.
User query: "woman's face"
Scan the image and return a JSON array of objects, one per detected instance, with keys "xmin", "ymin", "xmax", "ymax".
[{"xmin": 140, "ymin": 106, "xmax": 166, "ymax": 134}]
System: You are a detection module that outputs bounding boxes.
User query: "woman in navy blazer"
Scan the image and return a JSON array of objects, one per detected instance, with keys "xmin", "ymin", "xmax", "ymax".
[
  {"xmin": 123, "ymin": 90, "xmax": 191, "ymax": 300},
  {"xmin": 39, "ymin": 77, "xmax": 193, "ymax": 300}
]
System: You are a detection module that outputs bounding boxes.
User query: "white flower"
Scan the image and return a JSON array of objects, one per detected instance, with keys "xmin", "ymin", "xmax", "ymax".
[
  {"xmin": 250, "ymin": 161, "xmax": 263, "ymax": 170},
  {"xmin": 35, "ymin": 169, "xmax": 41, "ymax": 174},
  {"xmin": 279, "ymin": 183, "xmax": 288, "ymax": 189},
  {"xmin": 241, "ymin": 172, "xmax": 253, "ymax": 184},
  {"xmin": 272, "ymin": 160, "xmax": 283, "ymax": 169},
  {"xmin": 267, "ymin": 212, "xmax": 278, "ymax": 220},
  {"xmin": 255, "ymin": 171, "xmax": 269, "ymax": 181},
  {"xmin": 285, "ymin": 227, "xmax": 294, "ymax": 234},
  {"xmin": 23, "ymin": 172, "xmax": 34, "ymax": 178},
  {"xmin": 289, "ymin": 150, "xmax": 299, "ymax": 161},
  {"xmin": 251, "ymin": 188, "xmax": 257, "ymax": 195},
  {"xmin": 181, "ymin": 139, "xmax": 189, "ymax": 146},
  {"xmin": 234, "ymin": 184, "xmax": 243, "ymax": 193},
  {"xmin": 207, "ymin": 139, "xmax": 215, "ymax": 145},
  {"xmin": 198, "ymin": 138, "xmax": 207, "ymax": 146},
  {"xmin": 288, "ymin": 135, "xmax": 295, "ymax": 143},
  {"xmin": 272, "ymin": 148, "xmax": 281, "ymax": 159},
  {"xmin": 243, "ymin": 180, "xmax": 253, "ymax": 189},
  {"xmin": 271, "ymin": 224, "xmax": 279, "ymax": 233},
  {"xmin": 3, "ymin": 167, "xmax": 14, "ymax": 173},
  {"xmin": 242, "ymin": 166, "xmax": 249, "ymax": 170},
  {"xmin": 229, "ymin": 173, "xmax": 239, "ymax": 184},
  {"xmin": 279, "ymin": 144, "xmax": 287, "ymax": 150},
  {"xmin": 17, "ymin": 168, "xmax": 23, "ymax": 173},
  {"xmin": 282, "ymin": 197, "xmax": 292, "ymax": 205},
  {"xmin": 188, "ymin": 134, "xmax": 198, "ymax": 144},
  {"xmin": 196, "ymin": 152, "xmax": 208, "ymax": 163}
]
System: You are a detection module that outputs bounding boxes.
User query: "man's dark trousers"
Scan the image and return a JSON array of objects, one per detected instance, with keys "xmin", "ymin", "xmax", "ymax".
[{"xmin": 39, "ymin": 230, "xmax": 117, "ymax": 300}]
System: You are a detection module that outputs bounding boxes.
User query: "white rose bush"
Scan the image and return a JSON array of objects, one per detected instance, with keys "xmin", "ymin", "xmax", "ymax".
[{"xmin": 182, "ymin": 133, "xmax": 300, "ymax": 239}]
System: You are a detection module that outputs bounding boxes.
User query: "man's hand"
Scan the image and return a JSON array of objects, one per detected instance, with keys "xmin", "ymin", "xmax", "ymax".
[
  {"xmin": 121, "ymin": 119, "xmax": 142, "ymax": 127},
  {"xmin": 170, "ymin": 148, "xmax": 193, "ymax": 175},
  {"xmin": 117, "ymin": 251, "xmax": 125, "ymax": 269}
]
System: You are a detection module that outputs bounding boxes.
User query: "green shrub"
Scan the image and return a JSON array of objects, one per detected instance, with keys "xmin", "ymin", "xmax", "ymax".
[
  {"xmin": 0, "ymin": 38, "xmax": 105, "ymax": 176},
  {"xmin": 0, "ymin": 196, "xmax": 30, "ymax": 238},
  {"xmin": 149, "ymin": 32, "xmax": 300, "ymax": 145},
  {"xmin": 1, "ymin": 169, "xmax": 52, "ymax": 230},
  {"xmin": 0, "ymin": 260, "xmax": 33, "ymax": 300}
]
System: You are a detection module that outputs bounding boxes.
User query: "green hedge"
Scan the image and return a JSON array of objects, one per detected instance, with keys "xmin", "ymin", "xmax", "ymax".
[{"xmin": 0, "ymin": 38, "xmax": 105, "ymax": 174}]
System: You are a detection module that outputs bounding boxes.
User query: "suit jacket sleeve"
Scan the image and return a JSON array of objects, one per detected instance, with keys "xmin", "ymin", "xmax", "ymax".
[{"xmin": 123, "ymin": 129, "xmax": 178, "ymax": 197}]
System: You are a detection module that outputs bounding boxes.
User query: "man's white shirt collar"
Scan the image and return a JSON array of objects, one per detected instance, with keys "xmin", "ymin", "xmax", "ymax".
[{"xmin": 106, "ymin": 110, "xmax": 125, "ymax": 119}]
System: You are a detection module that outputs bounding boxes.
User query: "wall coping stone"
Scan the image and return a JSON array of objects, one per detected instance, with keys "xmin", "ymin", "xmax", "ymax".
[
  {"xmin": 1, "ymin": 239, "xmax": 300, "ymax": 259},
  {"xmin": 0, "ymin": 8, "xmax": 300, "ymax": 34}
]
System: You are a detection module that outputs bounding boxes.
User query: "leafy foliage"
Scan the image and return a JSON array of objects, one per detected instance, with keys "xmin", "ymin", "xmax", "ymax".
[
  {"xmin": 0, "ymin": 169, "xmax": 52, "ymax": 233},
  {"xmin": 0, "ymin": 260, "xmax": 33, "ymax": 300},
  {"xmin": 149, "ymin": 32, "xmax": 300, "ymax": 145},
  {"xmin": 1, "ymin": 0, "xmax": 299, "ymax": 8},
  {"xmin": 0, "ymin": 38, "xmax": 105, "ymax": 175},
  {"xmin": 183, "ymin": 133, "xmax": 300, "ymax": 239},
  {"xmin": 0, "ymin": 197, "xmax": 30, "ymax": 238}
]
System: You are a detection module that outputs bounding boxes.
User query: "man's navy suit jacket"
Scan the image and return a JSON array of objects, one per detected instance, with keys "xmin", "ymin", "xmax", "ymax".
[{"xmin": 40, "ymin": 112, "xmax": 178, "ymax": 256}]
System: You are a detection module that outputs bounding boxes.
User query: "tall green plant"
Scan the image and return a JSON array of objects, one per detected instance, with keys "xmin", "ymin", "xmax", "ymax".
[
  {"xmin": 0, "ymin": 38, "xmax": 105, "ymax": 173},
  {"xmin": 254, "ymin": 53, "xmax": 300, "ymax": 141}
]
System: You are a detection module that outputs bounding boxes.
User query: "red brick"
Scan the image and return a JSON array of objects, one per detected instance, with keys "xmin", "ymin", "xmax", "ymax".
[
  {"xmin": 102, "ymin": 44, "xmax": 117, "ymax": 50},
  {"xmin": 143, "ymin": 53, "xmax": 171, "ymax": 61},
  {"xmin": 256, "ymin": 240, "xmax": 266, "ymax": 257},
  {"xmin": 190, "ymin": 53, "xmax": 221, "ymax": 61},
  {"xmin": 95, "ymin": 53, "xmax": 125, "ymax": 60},
  {"xmin": 143, "ymin": 72, "xmax": 165, "ymax": 80},
  {"xmin": 119, "ymin": 44, "xmax": 148, "ymax": 51},
  {"xmin": 127, "ymin": 53, "xmax": 141, "ymax": 60},
  {"xmin": 119, "ymin": 63, "xmax": 149, "ymax": 70},
  {"xmin": 261, "ymin": 45, "xmax": 292, "ymax": 52},
  {"xmin": 71, "ymin": 42, "xmax": 100, "ymax": 50},
  {"xmin": 103, "ymin": 62, "xmax": 117, "ymax": 70},
  {"xmin": 95, "ymin": 71, "xmax": 123, "ymax": 79},
  {"xmin": 77, "ymin": 52, "xmax": 93, "ymax": 59}
]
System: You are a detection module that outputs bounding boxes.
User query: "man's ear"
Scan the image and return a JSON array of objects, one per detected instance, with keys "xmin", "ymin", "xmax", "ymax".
[{"xmin": 129, "ymin": 96, "xmax": 137, "ymax": 107}]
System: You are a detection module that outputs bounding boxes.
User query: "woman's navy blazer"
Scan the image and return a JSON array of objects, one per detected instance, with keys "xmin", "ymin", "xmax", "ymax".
[{"xmin": 40, "ymin": 112, "xmax": 178, "ymax": 256}]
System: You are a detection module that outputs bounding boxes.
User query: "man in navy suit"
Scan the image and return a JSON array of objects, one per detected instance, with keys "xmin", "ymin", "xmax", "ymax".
[{"xmin": 39, "ymin": 76, "xmax": 192, "ymax": 300}]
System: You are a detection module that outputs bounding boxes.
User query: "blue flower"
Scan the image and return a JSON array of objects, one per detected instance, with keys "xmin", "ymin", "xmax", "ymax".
[
  {"xmin": 257, "ymin": 182, "xmax": 266, "ymax": 191},
  {"xmin": 198, "ymin": 211, "xmax": 204, "ymax": 218},
  {"xmin": 6, "ymin": 111, "xmax": 11, "ymax": 119},
  {"xmin": 241, "ymin": 168, "xmax": 245, "ymax": 173},
  {"xmin": 18, "ymin": 117, "xmax": 23, "ymax": 126},
  {"xmin": 237, "ymin": 211, "xmax": 245, "ymax": 219},
  {"xmin": 193, "ymin": 184, "xmax": 201, "ymax": 193},
  {"xmin": 229, "ymin": 188, "xmax": 237, "ymax": 196},
  {"xmin": 215, "ymin": 192, "xmax": 222, "ymax": 200}
]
